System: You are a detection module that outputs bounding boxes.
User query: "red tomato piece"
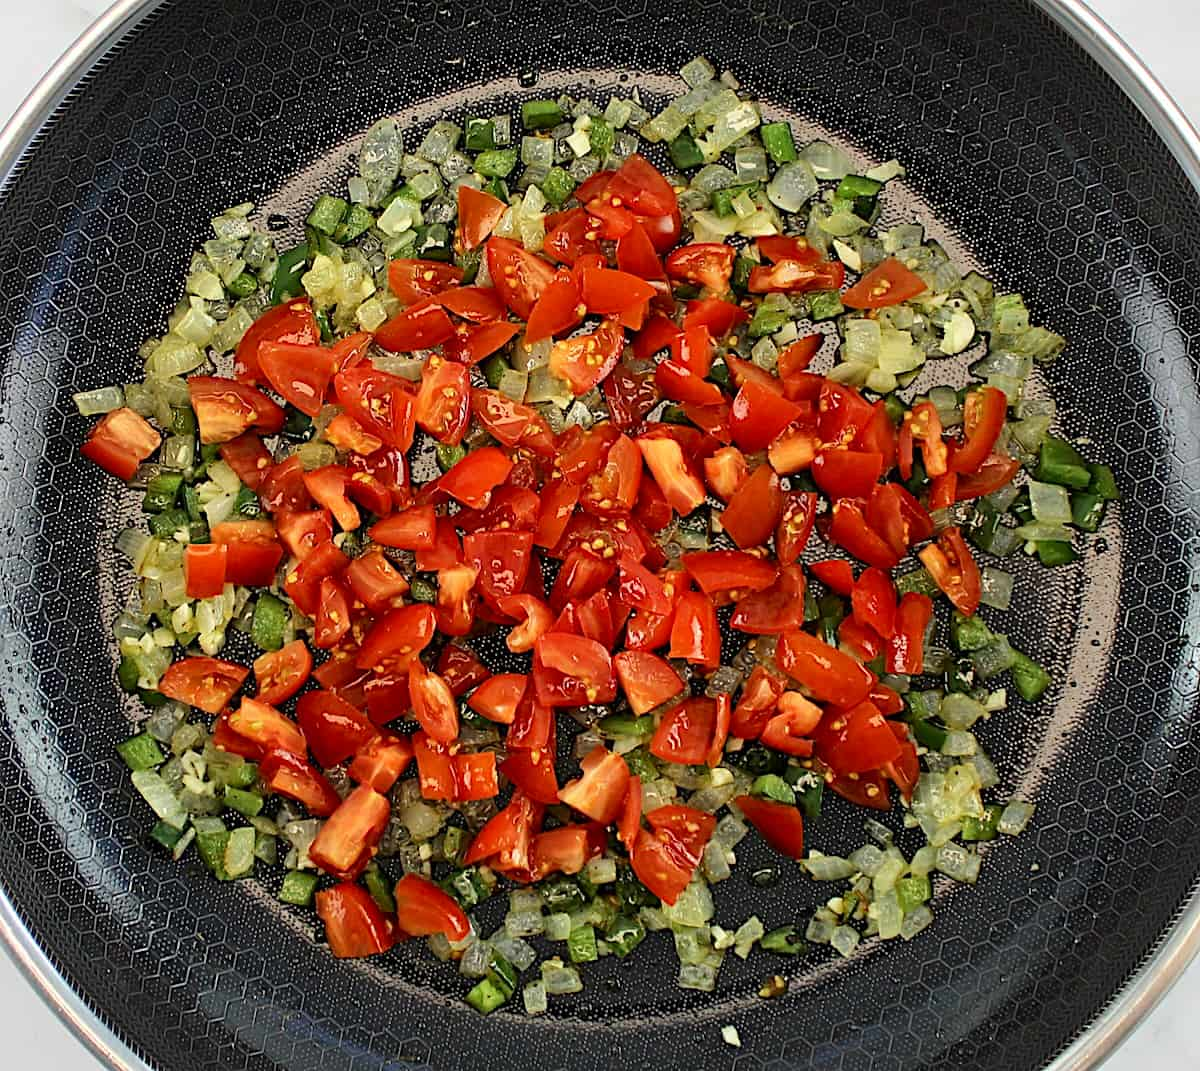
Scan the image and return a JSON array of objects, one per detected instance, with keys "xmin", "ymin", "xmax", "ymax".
[
  {"xmin": 815, "ymin": 699, "xmax": 903, "ymax": 775},
  {"xmin": 188, "ymin": 376, "xmax": 285, "ymax": 444},
  {"xmin": 757, "ymin": 235, "xmax": 822, "ymax": 264},
  {"xmin": 731, "ymin": 665, "xmax": 785, "ymax": 739},
  {"xmin": 955, "ymin": 453, "xmax": 1021, "ymax": 501},
  {"xmin": 487, "ymin": 236, "xmax": 556, "ymax": 319},
  {"xmin": 453, "ymin": 751, "xmax": 499, "ymax": 802},
  {"xmin": 355, "ymin": 604, "xmax": 436, "ymax": 673},
  {"xmin": 273, "ymin": 509, "xmax": 332, "ymax": 561},
  {"xmin": 558, "ymin": 745, "xmax": 631, "ymax": 825},
  {"xmin": 681, "ymin": 550, "xmax": 777, "ymax": 594},
  {"xmin": 631, "ymin": 805, "xmax": 715, "ymax": 906},
  {"xmin": 842, "ymin": 257, "xmax": 927, "ymax": 309},
  {"xmin": 414, "ymin": 357, "xmax": 470, "ymax": 444},
  {"xmin": 430, "ymin": 285, "xmax": 507, "ymax": 322},
  {"xmin": 531, "ymin": 825, "xmax": 604, "ymax": 881},
  {"xmin": 603, "ymin": 362, "xmax": 660, "ymax": 433},
  {"xmin": 635, "ymin": 433, "xmax": 706, "ymax": 516},
  {"xmin": 501, "ymin": 747, "xmax": 561, "ymax": 806},
  {"xmin": 748, "ymin": 258, "xmax": 844, "ymax": 293},
  {"xmin": 865, "ymin": 482, "xmax": 935, "ymax": 559},
  {"xmin": 496, "ymin": 594, "xmax": 554, "ymax": 654},
  {"xmin": 669, "ymin": 589, "xmax": 720, "ymax": 668},
  {"xmin": 736, "ymin": 796, "xmax": 805, "ymax": 859},
  {"xmin": 158, "ymin": 656, "xmax": 247, "ymax": 714},
  {"xmin": 633, "ymin": 314, "xmax": 683, "ymax": 362},
  {"xmin": 456, "ymin": 184, "xmax": 507, "ymax": 250},
  {"xmin": 302, "ymin": 466, "xmax": 359, "ymax": 532},
  {"xmin": 394, "ymin": 873, "xmax": 470, "ymax": 941},
  {"xmin": 333, "ymin": 365, "xmax": 417, "ymax": 451},
  {"xmin": 665, "ymin": 243, "xmax": 735, "ymax": 292},
  {"xmin": 543, "ymin": 207, "xmax": 605, "ymax": 265},
  {"xmin": 887, "ymin": 592, "xmax": 934, "ymax": 675},
  {"xmin": 296, "ymin": 689, "xmax": 374, "ymax": 767},
  {"xmin": 951, "ymin": 386, "xmax": 1008, "ymax": 474},
  {"xmin": 313, "ymin": 576, "xmax": 353, "ymax": 649},
  {"xmin": 183, "ymin": 543, "xmax": 226, "ymax": 599},
  {"xmin": 811, "ymin": 448, "xmax": 884, "ymax": 500},
  {"xmin": 649, "ymin": 697, "xmax": 717, "ymax": 765},
  {"xmin": 375, "ymin": 300, "xmax": 456, "ymax": 352},
  {"xmin": 851, "ymin": 566, "xmax": 897, "ymax": 639},
  {"xmin": 580, "ymin": 434, "xmax": 642, "ymax": 516},
  {"xmin": 226, "ymin": 696, "xmax": 307, "ymax": 757},
  {"xmin": 683, "ymin": 297, "xmax": 748, "ymax": 338},
  {"xmin": 729, "ymin": 380, "xmax": 804, "ymax": 453},
  {"xmin": 344, "ymin": 549, "xmax": 409, "ymax": 613},
  {"xmin": 810, "ymin": 559, "xmax": 856, "ymax": 596},
  {"xmin": 435, "ymin": 561, "xmax": 478, "ymax": 637},
  {"xmin": 437, "ymin": 446, "xmax": 512, "ymax": 509},
  {"xmin": 253, "ymin": 640, "xmax": 312, "ymax": 706},
  {"xmin": 613, "ymin": 651, "xmax": 685, "ymax": 716},
  {"xmin": 760, "ymin": 690, "xmax": 822, "ymax": 756},
  {"xmin": 283, "ymin": 538, "xmax": 350, "ymax": 615},
  {"xmin": 218, "ymin": 433, "xmax": 273, "ymax": 490},
  {"xmin": 324, "ymin": 413, "xmax": 383, "ymax": 456},
  {"xmin": 257, "ymin": 341, "xmax": 337, "ymax": 417},
  {"xmin": 388, "ymin": 259, "xmax": 463, "ymax": 305},
  {"xmin": 463, "ymin": 529, "xmax": 534, "ymax": 605},
  {"xmin": 441, "ymin": 320, "xmax": 521, "ymax": 365},
  {"xmin": 534, "ymin": 633, "xmax": 617, "ymax": 706},
  {"xmin": 721, "ymin": 463, "xmax": 783, "ymax": 550},
  {"xmin": 918, "ymin": 526, "xmax": 982, "ymax": 616},
  {"xmin": 524, "ymin": 271, "xmax": 584, "ymax": 343},
  {"xmin": 347, "ymin": 733, "xmax": 414, "ymax": 794},
  {"xmin": 411, "ymin": 730, "xmax": 456, "ymax": 801},
  {"xmin": 408, "ymin": 659, "xmax": 459, "ymax": 743},
  {"xmin": 777, "ymin": 629, "xmax": 876, "ymax": 707},
  {"xmin": 604, "ymin": 154, "xmax": 678, "ymax": 218},
  {"xmin": 471, "ymin": 389, "xmax": 556, "ymax": 456},
  {"xmin": 580, "ymin": 266, "xmax": 656, "ymax": 327},
  {"xmin": 467, "ymin": 673, "xmax": 526, "ymax": 725},
  {"xmin": 259, "ymin": 749, "xmax": 342, "ymax": 817},
  {"xmin": 234, "ymin": 298, "xmax": 319, "ymax": 384},
  {"xmin": 465, "ymin": 791, "xmax": 542, "ymax": 872},
  {"xmin": 259, "ymin": 455, "xmax": 312, "ymax": 513},
  {"xmin": 435, "ymin": 644, "xmax": 489, "ymax": 696},
  {"xmin": 412, "ymin": 516, "xmax": 462, "ymax": 572},
  {"xmin": 828, "ymin": 499, "xmax": 902, "ymax": 570},
  {"xmin": 730, "ymin": 563, "xmax": 807, "ymax": 635},
  {"xmin": 368, "ymin": 504, "xmax": 437, "ymax": 549},
  {"xmin": 614, "ymin": 557, "xmax": 670, "ymax": 615},
  {"xmin": 316, "ymin": 882, "xmax": 395, "ymax": 959},
  {"xmin": 655, "ymin": 358, "xmax": 723, "ymax": 406},
  {"xmin": 778, "ymin": 334, "xmax": 823, "ymax": 381},
  {"xmin": 839, "ymin": 615, "xmax": 883, "ymax": 660},
  {"xmin": 901, "ymin": 401, "xmax": 949, "ymax": 479},
  {"xmin": 615, "ymin": 221, "xmax": 667, "ymax": 281},
  {"xmin": 702, "ymin": 445, "xmax": 748, "ymax": 502},
  {"xmin": 548, "ymin": 317, "xmax": 625, "ymax": 395}
]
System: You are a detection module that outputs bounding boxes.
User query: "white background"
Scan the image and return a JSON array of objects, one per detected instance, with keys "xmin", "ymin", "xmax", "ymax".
[{"xmin": 0, "ymin": 1, "xmax": 1195, "ymax": 1068}]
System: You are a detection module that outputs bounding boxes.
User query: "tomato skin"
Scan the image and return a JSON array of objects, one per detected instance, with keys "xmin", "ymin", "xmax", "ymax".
[
  {"xmin": 260, "ymin": 748, "xmax": 343, "ymax": 817},
  {"xmin": 316, "ymin": 882, "xmax": 395, "ymax": 959},
  {"xmin": 614, "ymin": 651, "xmax": 685, "ymax": 715},
  {"xmin": 347, "ymin": 733, "xmax": 413, "ymax": 793},
  {"xmin": 492, "ymin": 594, "xmax": 551, "ymax": 654},
  {"xmin": 810, "ymin": 559, "xmax": 856, "ymax": 596},
  {"xmin": 368, "ymin": 505, "xmax": 437, "ymax": 550},
  {"xmin": 731, "ymin": 563, "xmax": 807, "ymax": 635},
  {"xmin": 235, "ymin": 298, "xmax": 320, "ymax": 384},
  {"xmin": 80, "ymin": 408, "xmax": 160, "ymax": 481},
  {"xmin": 296, "ymin": 689, "xmax": 374, "ymax": 767},
  {"xmin": 758, "ymin": 235, "xmax": 822, "ymax": 264},
  {"xmin": 955, "ymin": 453, "xmax": 1021, "ymax": 500},
  {"xmin": 389, "ymin": 259, "xmax": 463, "ymax": 305},
  {"xmin": 355, "ymin": 604, "xmax": 436, "ymax": 673},
  {"xmin": 411, "ymin": 730, "xmax": 456, "ymax": 800},
  {"xmin": 434, "ymin": 644, "xmax": 489, "ymax": 697},
  {"xmin": 184, "ymin": 543, "xmax": 227, "ymax": 599},
  {"xmin": 258, "ymin": 341, "xmax": 337, "ymax": 418},
  {"xmin": 842, "ymin": 257, "xmax": 927, "ymax": 309},
  {"xmin": 408, "ymin": 659, "xmax": 459, "ymax": 744},
  {"xmin": 466, "ymin": 673, "xmax": 526, "ymax": 725},
  {"xmin": 735, "ymin": 796, "xmax": 805, "ymax": 859},
  {"xmin": 902, "ymin": 401, "xmax": 949, "ymax": 479},
  {"xmin": 441, "ymin": 320, "xmax": 522, "ymax": 365},
  {"xmin": 682, "ymin": 550, "xmax": 777, "ymax": 595},
  {"xmin": 887, "ymin": 592, "xmax": 934, "ymax": 675},
  {"xmin": 615, "ymin": 558, "xmax": 672, "ymax": 615},
  {"xmin": 778, "ymin": 334, "xmax": 823, "ymax": 382},
  {"xmin": 729, "ymin": 381, "xmax": 804, "ymax": 453},
  {"xmin": 951, "ymin": 386, "xmax": 1008, "ymax": 474},
  {"xmin": 158, "ymin": 656, "xmax": 248, "ymax": 714},
  {"xmin": 650, "ymin": 697, "xmax": 717, "ymax": 765},
  {"xmin": 375, "ymin": 299, "xmax": 456, "ymax": 352},
  {"xmin": 669, "ymin": 590, "xmax": 720, "ymax": 668},
  {"xmin": 839, "ymin": 615, "xmax": 882, "ymax": 660},
  {"xmin": 394, "ymin": 873, "xmax": 470, "ymax": 941},
  {"xmin": 414, "ymin": 358, "xmax": 471, "ymax": 445},
  {"xmin": 188, "ymin": 377, "xmax": 285, "ymax": 443},
  {"xmin": 828, "ymin": 499, "xmax": 902, "ymax": 570},
  {"xmin": 777, "ymin": 491, "xmax": 818, "ymax": 565},
  {"xmin": 918, "ymin": 526, "xmax": 982, "ymax": 616},
  {"xmin": 636, "ymin": 434, "xmax": 706, "ymax": 516},
  {"xmin": 631, "ymin": 805, "xmax": 715, "ymax": 906},
  {"xmin": 558, "ymin": 745, "xmax": 630, "ymax": 825},
  {"xmin": 633, "ymin": 314, "xmax": 683, "ymax": 362},
  {"xmin": 815, "ymin": 699, "xmax": 903, "ymax": 775},
  {"xmin": 456, "ymin": 184, "xmax": 507, "ymax": 250},
  {"xmin": 501, "ymin": 746, "xmax": 561, "ymax": 806},
  {"xmin": 525, "ymin": 270, "xmax": 584, "ymax": 343},
  {"xmin": 549, "ymin": 318, "xmax": 625, "ymax": 395},
  {"xmin": 253, "ymin": 640, "xmax": 312, "ymax": 706},
  {"xmin": 313, "ymin": 576, "xmax": 352, "ymax": 649},
  {"xmin": 748, "ymin": 258, "xmax": 844, "ymax": 294},
  {"xmin": 811, "ymin": 448, "xmax": 884, "ymax": 500},
  {"xmin": 308, "ymin": 784, "xmax": 391, "ymax": 878},
  {"xmin": 544, "ymin": 207, "xmax": 605, "ymax": 265},
  {"xmin": 334, "ymin": 365, "xmax": 417, "ymax": 451},
  {"xmin": 828, "ymin": 768, "xmax": 892, "ymax": 810},
  {"xmin": 778, "ymin": 629, "xmax": 876, "ymax": 707},
  {"xmin": 471, "ymin": 389, "xmax": 556, "ymax": 456},
  {"xmin": 487, "ymin": 236, "xmax": 556, "ymax": 319},
  {"xmin": 683, "ymin": 297, "xmax": 748, "ymax": 338},
  {"xmin": 580, "ymin": 266, "xmax": 657, "ymax": 328},
  {"xmin": 615, "ymin": 220, "xmax": 667, "ymax": 281},
  {"xmin": 731, "ymin": 665, "xmax": 785, "ymax": 739},
  {"xmin": 226, "ymin": 695, "xmax": 307, "ymax": 758},
  {"xmin": 720, "ymin": 463, "xmax": 784, "ymax": 550},
  {"xmin": 655, "ymin": 358, "xmax": 724, "ymax": 406},
  {"xmin": 851, "ymin": 566, "xmax": 897, "ymax": 640},
  {"xmin": 665, "ymin": 243, "xmax": 735, "ymax": 292},
  {"xmin": 437, "ymin": 446, "xmax": 512, "ymax": 510},
  {"xmin": 602, "ymin": 362, "xmax": 660, "ymax": 434}
]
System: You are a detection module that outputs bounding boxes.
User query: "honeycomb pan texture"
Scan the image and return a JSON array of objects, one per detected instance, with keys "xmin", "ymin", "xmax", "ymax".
[{"xmin": 0, "ymin": 1, "xmax": 1199, "ymax": 1069}]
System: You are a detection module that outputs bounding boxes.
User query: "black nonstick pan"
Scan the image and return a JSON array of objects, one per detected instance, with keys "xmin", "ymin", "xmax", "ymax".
[{"xmin": 1, "ymin": 1, "xmax": 1199, "ymax": 1069}]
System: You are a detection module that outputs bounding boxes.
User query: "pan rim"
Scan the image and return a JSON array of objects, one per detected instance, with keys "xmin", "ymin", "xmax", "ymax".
[{"xmin": 0, "ymin": 1, "xmax": 1196, "ymax": 1068}]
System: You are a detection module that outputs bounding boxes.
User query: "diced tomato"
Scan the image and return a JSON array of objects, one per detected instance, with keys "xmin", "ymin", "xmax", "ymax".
[
  {"xmin": 543, "ymin": 207, "xmax": 605, "ymax": 265},
  {"xmin": 441, "ymin": 320, "xmax": 521, "ymax": 365},
  {"xmin": 579, "ymin": 434, "xmax": 642, "ymax": 517},
  {"xmin": 613, "ymin": 651, "xmax": 684, "ymax": 715},
  {"xmin": 411, "ymin": 730, "xmax": 456, "ymax": 801},
  {"xmin": 828, "ymin": 498, "xmax": 901, "ymax": 570},
  {"xmin": 323, "ymin": 412, "xmax": 383, "ymax": 456},
  {"xmin": 435, "ymin": 561, "xmax": 478, "ymax": 636},
  {"xmin": 225, "ymin": 695, "xmax": 307, "ymax": 758},
  {"xmin": 453, "ymin": 750, "xmax": 499, "ymax": 801},
  {"xmin": 655, "ymin": 357, "xmax": 723, "ymax": 406},
  {"xmin": 558, "ymin": 745, "xmax": 630, "ymax": 825},
  {"xmin": 748, "ymin": 258, "xmax": 844, "ymax": 293},
  {"xmin": 430, "ymin": 285, "xmax": 507, "ymax": 323},
  {"xmin": 465, "ymin": 673, "xmax": 525, "ymax": 725},
  {"xmin": 183, "ymin": 542, "xmax": 226, "ymax": 599},
  {"xmin": 649, "ymin": 697, "xmax": 716, "ymax": 765},
  {"xmin": 456, "ymin": 184, "xmax": 507, "ymax": 251},
  {"xmin": 777, "ymin": 491, "xmax": 817, "ymax": 565},
  {"xmin": 465, "ymin": 791, "xmax": 542, "ymax": 872},
  {"xmin": 865, "ymin": 482, "xmax": 934, "ymax": 559},
  {"xmin": 330, "ymin": 332, "xmax": 373, "ymax": 372},
  {"xmin": 549, "ymin": 317, "xmax": 625, "ymax": 395},
  {"xmin": 842, "ymin": 257, "xmax": 927, "ymax": 309},
  {"xmin": 296, "ymin": 688, "xmax": 374, "ymax": 767},
  {"xmin": 188, "ymin": 377, "xmax": 285, "ymax": 443},
  {"xmin": 259, "ymin": 456, "xmax": 312, "ymax": 513},
  {"xmin": 274, "ymin": 509, "xmax": 332, "ymax": 562},
  {"xmin": 602, "ymin": 362, "xmax": 660, "ymax": 433},
  {"xmin": 389, "ymin": 259, "xmax": 463, "ymax": 305},
  {"xmin": 810, "ymin": 559, "xmax": 856, "ymax": 595},
  {"xmin": 316, "ymin": 882, "xmax": 395, "ymax": 959},
  {"xmin": 633, "ymin": 314, "xmax": 683, "ymax": 362},
  {"xmin": 901, "ymin": 401, "xmax": 949, "ymax": 479},
  {"xmin": 730, "ymin": 563, "xmax": 807, "ymax": 635},
  {"xmin": 681, "ymin": 550, "xmax": 776, "ymax": 595},
  {"xmin": 683, "ymin": 297, "xmax": 748, "ymax": 338},
  {"xmin": 313, "ymin": 575, "xmax": 352, "ymax": 649},
  {"xmin": 735, "ymin": 796, "xmax": 805, "ymax": 859},
  {"xmin": 493, "ymin": 594, "xmax": 552, "ymax": 654},
  {"xmin": 463, "ymin": 528, "xmax": 533, "ymax": 606},
  {"xmin": 918, "ymin": 526, "xmax": 981, "ymax": 616},
  {"xmin": 729, "ymin": 381, "xmax": 803, "ymax": 453},
  {"xmin": 435, "ymin": 644, "xmax": 489, "ymax": 697},
  {"xmin": 636, "ymin": 433, "xmax": 706, "ymax": 516},
  {"xmin": 883, "ymin": 721, "xmax": 920, "ymax": 801},
  {"xmin": 433, "ymin": 446, "xmax": 511, "ymax": 510},
  {"xmin": 811, "ymin": 448, "xmax": 884, "ymax": 500},
  {"xmin": 951, "ymin": 386, "xmax": 1008, "ymax": 474},
  {"xmin": 702, "ymin": 445, "xmax": 747, "ymax": 502},
  {"xmin": 720, "ymin": 465, "xmax": 784, "ymax": 551},
  {"xmin": 531, "ymin": 825, "xmax": 604, "ymax": 881},
  {"xmin": 394, "ymin": 873, "xmax": 470, "ymax": 941},
  {"xmin": 368, "ymin": 504, "xmax": 437, "ymax": 550},
  {"xmin": 252, "ymin": 640, "xmax": 312, "ymax": 706},
  {"xmin": 218, "ymin": 433, "xmax": 273, "ymax": 490},
  {"xmin": 777, "ymin": 629, "xmax": 876, "ymax": 707},
  {"xmin": 580, "ymin": 266, "xmax": 656, "ymax": 329},
  {"xmin": 615, "ymin": 220, "xmax": 667, "ymax": 281},
  {"xmin": 828, "ymin": 768, "xmax": 891, "ymax": 810},
  {"xmin": 260, "ymin": 748, "xmax": 342, "ymax": 817},
  {"xmin": 344, "ymin": 549, "xmax": 409, "ymax": 613},
  {"xmin": 955, "ymin": 453, "xmax": 1021, "ymax": 501},
  {"xmin": 355, "ymin": 604, "xmax": 436, "ymax": 673},
  {"xmin": 814, "ymin": 699, "xmax": 902, "ymax": 775},
  {"xmin": 631, "ymin": 805, "xmax": 715, "ymax": 906},
  {"xmin": 757, "ymin": 235, "xmax": 822, "ymax": 264},
  {"xmin": 501, "ymin": 746, "xmax": 560, "ymax": 806},
  {"xmin": 158, "ymin": 656, "xmax": 248, "ymax": 714},
  {"xmin": 234, "ymin": 298, "xmax": 319, "ymax": 384},
  {"xmin": 818, "ymin": 381, "xmax": 874, "ymax": 447},
  {"xmin": 375, "ymin": 299, "xmax": 455, "ymax": 352},
  {"xmin": 413, "ymin": 516, "xmax": 462, "ymax": 571},
  {"xmin": 760, "ymin": 690, "xmax": 822, "ymax": 756},
  {"xmin": 604, "ymin": 154, "xmax": 678, "ymax": 218},
  {"xmin": 851, "ymin": 566, "xmax": 897, "ymax": 639},
  {"xmin": 887, "ymin": 592, "xmax": 933, "ymax": 675},
  {"xmin": 258, "ymin": 341, "xmax": 337, "ymax": 417},
  {"xmin": 534, "ymin": 633, "xmax": 617, "ymax": 707},
  {"xmin": 414, "ymin": 357, "xmax": 470, "ymax": 444},
  {"xmin": 408, "ymin": 659, "xmax": 459, "ymax": 743},
  {"xmin": 524, "ymin": 271, "xmax": 584, "ymax": 344},
  {"xmin": 731, "ymin": 665, "xmax": 785, "ymax": 739},
  {"xmin": 471, "ymin": 389, "xmax": 556, "ymax": 456},
  {"xmin": 334, "ymin": 365, "xmax": 417, "ymax": 451},
  {"xmin": 665, "ymin": 243, "xmax": 734, "ymax": 293},
  {"xmin": 778, "ymin": 334, "xmax": 823, "ymax": 382},
  {"xmin": 487, "ymin": 236, "xmax": 555, "ymax": 319},
  {"xmin": 669, "ymin": 589, "xmax": 720, "ymax": 668},
  {"xmin": 347, "ymin": 733, "xmax": 413, "ymax": 794}
]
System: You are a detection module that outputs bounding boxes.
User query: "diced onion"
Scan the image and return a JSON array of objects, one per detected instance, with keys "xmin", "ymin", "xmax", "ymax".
[
  {"xmin": 1027, "ymin": 480, "xmax": 1072, "ymax": 523},
  {"xmin": 73, "ymin": 385, "xmax": 125, "ymax": 416}
]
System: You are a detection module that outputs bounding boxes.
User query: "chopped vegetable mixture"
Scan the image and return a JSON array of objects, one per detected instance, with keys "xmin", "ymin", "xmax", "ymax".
[{"xmin": 78, "ymin": 55, "xmax": 1118, "ymax": 1013}]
